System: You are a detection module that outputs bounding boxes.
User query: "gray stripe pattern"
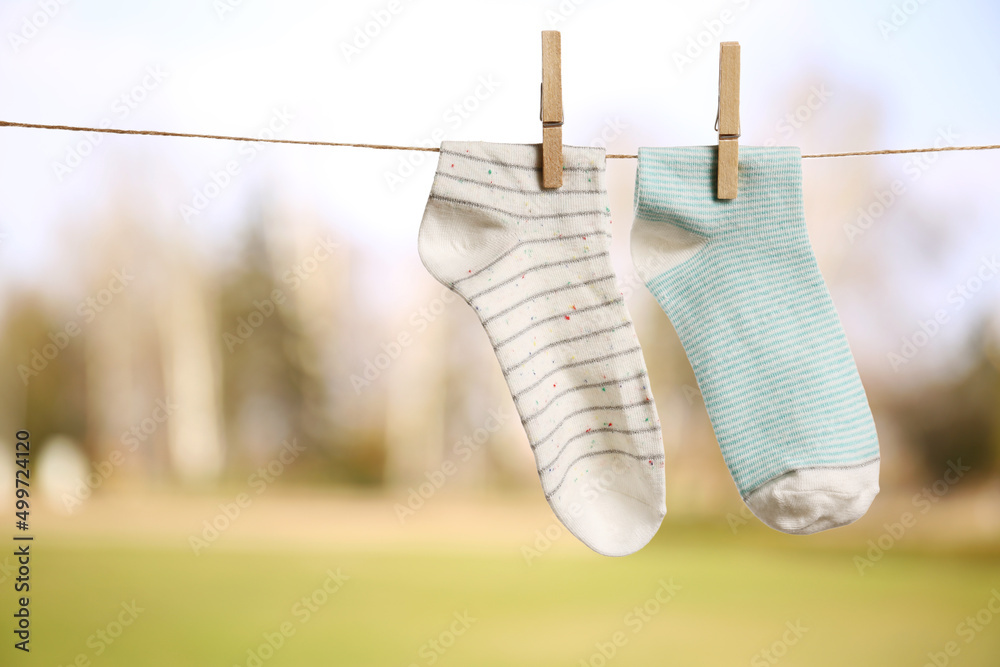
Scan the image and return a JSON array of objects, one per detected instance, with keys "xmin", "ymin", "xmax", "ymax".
[
  {"xmin": 538, "ymin": 427, "xmax": 664, "ymax": 474},
  {"xmin": 543, "ymin": 444, "xmax": 666, "ymax": 499},
  {"xmin": 440, "ymin": 148, "xmax": 606, "ymax": 173},
  {"xmin": 529, "ymin": 398, "xmax": 654, "ymax": 451},
  {"xmin": 492, "ymin": 297, "xmax": 626, "ymax": 349},
  {"xmin": 482, "ymin": 274, "xmax": 617, "ymax": 326},
  {"xmin": 467, "ymin": 254, "xmax": 603, "ymax": 302},
  {"xmin": 436, "ymin": 170, "xmax": 603, "ymax": 195},
  {"xmin": 430, "ymin": 194, "xmax": 610, "ymax": 220},
  {"xmin": 521, "ymin": 371, "xmax": 650, "ymax": 425},
  {"xmin": 452, "ymin": 232, "xmax": 610, "ymax": 287},
  {"xmin": 501, "ymin": 322, "xmax": 632, "ymax": 376},
  {"xmin": 511, "ymin": 347, "xmax": 644, "ymax": 400}
]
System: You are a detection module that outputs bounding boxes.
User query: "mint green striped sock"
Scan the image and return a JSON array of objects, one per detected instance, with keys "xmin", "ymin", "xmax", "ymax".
[{"xmin": 631, "ymin": 146, "xmax": 879, "ymax": 534}]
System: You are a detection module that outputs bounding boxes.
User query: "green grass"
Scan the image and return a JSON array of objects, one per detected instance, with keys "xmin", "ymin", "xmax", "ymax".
[{"xmin": 8, "ymin": 521, "xmax": 1000, "ymax": 666}]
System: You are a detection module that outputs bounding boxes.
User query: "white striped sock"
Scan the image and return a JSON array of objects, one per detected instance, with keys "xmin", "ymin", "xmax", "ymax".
[{"xmin": 418, "ymin": 141, "xmax": 666, "ymax": 556}]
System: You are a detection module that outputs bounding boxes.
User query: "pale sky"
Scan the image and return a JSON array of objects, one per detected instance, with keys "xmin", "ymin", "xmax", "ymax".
[{"xmin": 0, "ymin": 0, "xmax": 998, "ymax": 386}]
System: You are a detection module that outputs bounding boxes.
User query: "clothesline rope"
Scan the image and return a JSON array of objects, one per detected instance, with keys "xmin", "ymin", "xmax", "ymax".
[{"xmin": 1, "ymin": 120, "xmax": 998, "ymax": 160}]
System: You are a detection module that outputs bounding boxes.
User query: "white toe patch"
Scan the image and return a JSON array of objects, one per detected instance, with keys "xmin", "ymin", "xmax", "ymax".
[{"xmin": 745, "ymin": 459, "xmax": 880, "ymax": 535}]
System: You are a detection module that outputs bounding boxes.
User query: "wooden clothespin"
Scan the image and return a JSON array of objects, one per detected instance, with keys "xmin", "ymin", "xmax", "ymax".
[
  {"xmin": 541, "ymin": 30, "xmax": 563, "ymax": 189},
  {"xmin": 716, "ymin": 41, "xmax": 740, "ymax": 199}
]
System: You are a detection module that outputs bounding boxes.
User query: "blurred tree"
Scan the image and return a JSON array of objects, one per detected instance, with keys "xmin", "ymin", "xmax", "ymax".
[
  {"xmin": 0, "ymin": 294, "xmax": 87, "ymax": 456},
  {"xmin": 886, "ymin": 319, "xmax": 1000, "ymax": 481},
  {"xmin": 217, "ymin": 205, "xmax": 383, "ymax": 484}
]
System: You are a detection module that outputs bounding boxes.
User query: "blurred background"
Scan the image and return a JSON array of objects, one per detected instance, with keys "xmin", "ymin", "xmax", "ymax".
[{"xmin": 1, "ymin": 0, "xmax": 999, "ymax": 665}]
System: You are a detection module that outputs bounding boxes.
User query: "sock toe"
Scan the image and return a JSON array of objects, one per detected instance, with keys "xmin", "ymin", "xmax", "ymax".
[
  {"xmin": 745, "ymin": 459, "xmax": 880, "ymax": 535},
  {"xmin": 557, "ymin": 486, "xmax": 665, "ymax": 557}
]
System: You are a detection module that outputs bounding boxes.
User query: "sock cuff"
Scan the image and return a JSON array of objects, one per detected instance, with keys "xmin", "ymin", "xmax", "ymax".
[
  {"xmin": 427, "ymin": 141, "xmax": 613, "ymax": 240},
  {"xmin": 440, "ymin": 140, "xmax": 607, "ymax": 176},
  {"xmin": 634, "ymin": 146, "xmax": 804, "ymax": 235}
]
